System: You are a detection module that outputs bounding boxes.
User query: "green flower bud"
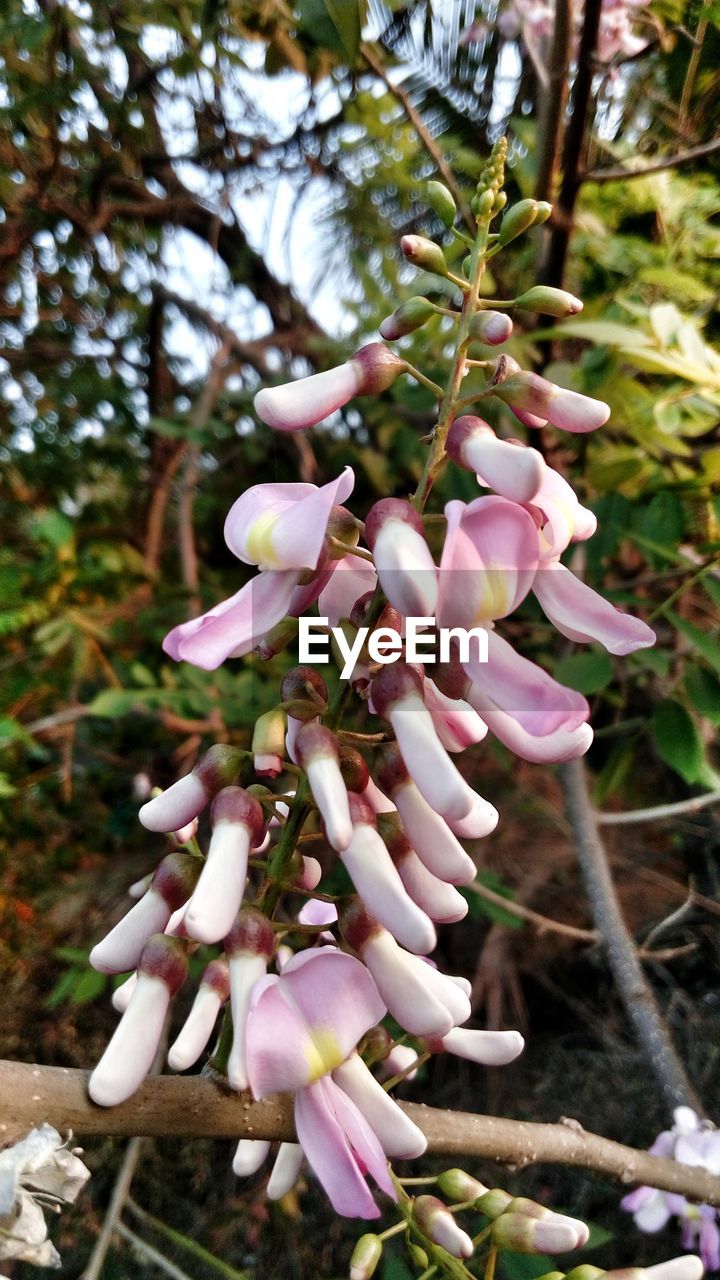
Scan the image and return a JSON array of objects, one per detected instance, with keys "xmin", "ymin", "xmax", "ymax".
[
  {"xmin": 513, "ymin": 286, "xmax": 583, "ymax": 317},
  {"xmin": 427, "ymin": 180, "xmax": 457, "ymax": 228},
  {"xmin": 350, "ymin": 1233, "xmax": 382, "ymax": 1280},
  {"xmin": 379, "ymin": 296, "xmax": 436, "ymax": 340},
  {"xmin": 408, "ymin": 1243, "xmax": 429, "ymax": 1269},
  {"xmin": 498, "ymin": 199, "xmax": 538, "ymax": 246},
  {"xmin": 400, "ymin": 235, "xmax": 448, "ymax": 276},
  {"xmin": 534, "ymin": 201, "xmax": 553, "ymax": 225},
  {"xmin": 475, "ymin": 1188, "xmax": 513, "ymax": 1219},
  {"xmin": 251, "ymin": 707, "xmax": 286, "ymax": 778},
  {"xmin": 437, "ymin": 1168, "xmax": 490, "ymax": 1203},
  {"xmin": 565, "ymin": 1268, "xmax": 608, "ymax": 1280},
  {"xmin": 472, "ymin": 189, "xmax": 495, "ymax": 217},
  {"xmin": 461, "ymin": 254, "xmax": 472, "ymax": 279},
  {"xmin": 253, "ymin": 615, "xmax": 299, "ymax": 660},
  {"xmin": 493, "ymin": 191, "xmax": 508, "ymax": 214}
]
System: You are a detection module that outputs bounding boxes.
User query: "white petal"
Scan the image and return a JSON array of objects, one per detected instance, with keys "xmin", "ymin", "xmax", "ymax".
[
  {"xmin": 168, "ymin": 985, "xmax": 223, "ymax": 1072},
  {"xmin": 306, "ymin": 757, "xmax": 353, "ymax": 852},
  {"xmin": 89, "ymin": 975, "xmax": 169, "ymax": 1106},
  {"xmin": 90, "ymin": 890, "xmax": 171, "ymax": 974},
  {"xmin": 341, "ymin": 825, "xmax": 436, "ymax": 955},
  {"xmin": 233, "ymin": 1139, "xmax": 270, "ymax": 1177},
  {"xmin": 332, "ymin": 1054, "xmax": 427, "ymax": 1158},
  {"xmin": 227, "ymin": 954, "xmax": 267, "ymax": 1091},
  {"xmin": 396, "ymin": 849, "xmax": 469, "ymax": 923},
  {"xmin": 446, "ymin": 794, "xmax": 499, "ymax": 838},
  {"xmin": 111, "ymin": 972, "xmax": 137, "ymax": 1013},
  {"xmin": 441, "ymin": 1027, "xmax": 524, "ymax": 1065},
  {"xmin": 393, "ymin": 782, "xmax": 477, "ymax": 884},
  {"xmin": 390, "ymin": 697, "xmax": 474, "ymax": 822},
  {"xmin": 184, "ymin": 824, "xmax": 250, "ymax": 945},
  {"xmin": 266, "ymin": 1143, "xmax": 304, "ymax": 1199},
  {"xmin": 139, "ymin": 773, "xmax": 207, "ymax": 833},
  {"xmin": 362, "ymin": 932, "xmax": 454, "ymax": 1037},
  {"xmin": 373, "ymin": 521, "xmax": 438, "ymax": 617},
  {"xmin": 647, "ymin": 1259, "xmax": 704, "ymax": 1280}
]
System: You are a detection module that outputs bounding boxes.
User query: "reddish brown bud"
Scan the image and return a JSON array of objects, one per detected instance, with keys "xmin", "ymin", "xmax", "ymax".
[
  {"xmin": 370, "ymin": 662, "xmax": 424, "ymax": 720},
  {"xmin": 211, "ymin": 787, "xmax": 265, "ymax": 846},
  {"xmin": 280, "ymin": 667, "xmax": 329, "ymax": 720},
  {"xmin": 138, "ymin": 934, "xmax": 188, "ymax": 995},
  {"xmin": 224, "ymin": 906, "xmax": 275, "ymax": 958}
]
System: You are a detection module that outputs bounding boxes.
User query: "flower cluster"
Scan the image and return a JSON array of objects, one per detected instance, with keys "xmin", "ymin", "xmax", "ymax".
[
  {"xmin": 85, "ymin": 145, "xmax": 692, "ymax": 1278},
  {"xmin": 622, "ymin": 1109, "xmax": 720, "ymax": 1271}
]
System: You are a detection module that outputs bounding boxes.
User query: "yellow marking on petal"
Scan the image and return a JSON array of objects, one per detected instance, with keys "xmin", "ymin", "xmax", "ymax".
[
  {"xmin": 304, "ymin": 1028, "xmax": 345, "ymax": 1082},
  {"xmin": 474, "ymin": 572, "xmax": 512, "ymax": 622},
  {"xmin": 245, "ymin": 510, "xmax": 281, "ymax": 568}
]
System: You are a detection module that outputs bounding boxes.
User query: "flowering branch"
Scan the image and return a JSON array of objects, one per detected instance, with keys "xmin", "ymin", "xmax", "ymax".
[{"xmin": 3, "ymin": 1062, "xmax": 720, "ymax": 1208}]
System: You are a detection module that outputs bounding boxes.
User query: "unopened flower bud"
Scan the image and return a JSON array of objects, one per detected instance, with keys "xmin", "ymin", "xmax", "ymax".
[
  {"xmin": 472, "ymin": 189, "xmax": 495, "ymax": 217},
  {"xmin": 427, "ymin": 180, "xmax": 457, "ymax": 228},
  {"xmin": 168, "ymin": 955, "xmax": 230, "ymax": 1072},
  {"xmin": 349, "ymin": 1233, "xmax": 383, "ymax": 1279},
  {"xmin": 507, "ymin": 1198, "xmax": 588, "ymax": 1247},
  {"xmin": 514, "ymin": 286, "xmax": 583, "ymax": 317},
  {"xmin": 281, "ymin": 666, "xmax": 328, "ymax": 720},
  {"xmin": 254, "ymin": 344, "xmax": 405, "ymax": 432},
  {"xmin": 364, "ymin": 497, "xmax": 438, "ymax": 619},
  {"xmin": 252, "ymin": 707, "xmax": 286, "ymax": 779},
  {"xmin": 400, "ymin": 235, "xmax": 448, "ymax": 276},
  {"xmin": 184, "ymin": 788, "xmax": 265, "ymax": 944},
  {"xmin": 225, "ymin": 907, "xmax": 276, "ymax": 1091},
  {"xmin": 380, "ymin": 296, "xmax": 436, "ymax": 340},
  {"xmin": 408, "ymin": 1243, "xmax": 429, "ymax": 1269},
  {"xmin": 90, "ymin": 851, "xmax": 201, "ymax": 974},
  {"xmin": 645, "ymin": 1261, "xmax": 704, "ymax": 1280},
  {"xmin": 296, "ymin": 722, "xmax": 353, "ymax": 852},
  {"xmin": 326, "ymin": 505, "xmax": 360, "ymax": 556},
  {"xmin": 476, "ymin": 1187, "xmax": 513, "ymax": 1218},
  {"xmin": 468, "ymin": 311, "xmax": 513, "ymax": 345},
  {"xmin": 414, "ymin": 1195, "xmax": 474, "ymax": 1259},
  {"xmin": 492, "ymin": 1212, "xmax": 580, "ymax": 1254},
  {"xmin": 564, "ymin": 1267, "xmax": 608, "ymax": 1280},
  {"xmin": 493, "ymin": 371, "xmax": 610, "ymax": 434},
  {"xmin": 253, "ymin": 615, "xmax": 299, "ymax": 660},
  {"xmin": 138, "ymin": 745, "xmax": 244, "ymax": 833},
  {"xmin": 89, "ymin": 935, "xmax": 188, "ymax": 1106},
  {"xmin": 534, "ymin": 201, "xmax": 552, "ymax": 225},
  {"xmin": 498, "ymin": 199, "xmax": 538, "ymax": 245},
  {"xmin": 437, "ymin": 1169, "xmax": 490, "ymax": 1203},
  {"xmin": 447, "ymin": 415, "xmax": 545, "ymax": 504},
  {"xmin": 339, "ymin": 744, "xmax": 370, "ymax": 793}
]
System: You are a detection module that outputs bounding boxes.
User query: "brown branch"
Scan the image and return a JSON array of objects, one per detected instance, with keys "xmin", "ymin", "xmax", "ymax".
[
  {"xmin": 560, "ymin": 759, "xmax": 703, "ymax": 1114},
  {"xmin": 3, "ymin": 1062, "xmax": 720, "ymax": 1205},
  {"xmin": 581, "ymin": 136, "xmax": 720, "ymax": 183},
  {"xmin": 360, "ymin": 43, "xmax": 475, "ymax": 233},
  {"xmin": 596, "ymin": 791, "xmax": 720, "ymax": 825},
  {"xmin": 535, "ymin": 0, "xmax": 572, "ymax": 203},
  {"xmin": 541, "ymin": 0, "xmax": 603, "ymax": 290}
]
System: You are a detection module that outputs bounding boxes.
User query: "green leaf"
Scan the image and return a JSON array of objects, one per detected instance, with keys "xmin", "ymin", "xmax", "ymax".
[
  {"xmin": 651, "ymin": 700, "xmax": 704, "ymax": 783},
  {"xmin": 323, "ymin": 0, "xmax": 365, "ymax": 60},
  {"xmin": 685, "ymin": 667, "xmax": 720, "ymax": 725},
  {"xmin": 550, "ymin": 320, "xmax": 652, "ymax": 347},
  {"xmin": 29, "ymin": 509, "xmax": 75, "ymax": 550},
  {"xmin": 554, "ymin": 650, "xmax": 614, "ymax": 694},
  {"xmin": 71, "ymin": 968, "xmax": 108, "ymax": 1004}
]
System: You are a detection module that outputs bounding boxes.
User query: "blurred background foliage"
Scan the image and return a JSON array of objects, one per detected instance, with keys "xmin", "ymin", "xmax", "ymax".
[{"xmin": 1, "ymin": 0, "xmax": 719, "ymax": 1277}]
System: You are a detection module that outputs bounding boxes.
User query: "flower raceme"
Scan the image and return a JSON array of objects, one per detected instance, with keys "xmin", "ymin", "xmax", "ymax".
[{"xmin": 85, "ymin": 163, "xmax": 666, "ymax": 1262}]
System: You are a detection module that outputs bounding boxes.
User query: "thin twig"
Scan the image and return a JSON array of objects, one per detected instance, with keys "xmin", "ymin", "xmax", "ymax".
[
  {"xmin": 115, "ymin": 1223, "xmax": 195, "ymax": 1280},
  {"xmin": 3, "ymin": 1062, "xmax": 720, "ymax": 1205},
  {"xmin": 596, "ymin": 791, "xmax": 720, "ymax": 825},
  {"xmin": 360, "ymin": 43, "xmax": 475, "ymax": 232},
  {"xmin": 582, "ymin": 135, "xmax": 720, "ymax": 183},
  {"xmin": 126, "ymin": 1200, "xmax": 250, "ymax": 1280},
  {"xmin": 560, "ymin": 759, "xmax": 702, "ymax": 1114},
  {"xmin": 80, "ymin": 1137, "xmax": 145, "ymax": 1280}
]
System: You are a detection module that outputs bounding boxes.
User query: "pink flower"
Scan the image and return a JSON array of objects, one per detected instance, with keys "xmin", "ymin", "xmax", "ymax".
[
  {"xmin": 465, "ymin": 627, "xmax": 590, "ymax": 738},
  {"xmin": 532, "ymin": 560, "xmax": 656, "ymax": 655},
  {"xmin": 224, "ymin": 469, "xmax": 354, "ymax": 572},
  {"xmin": 493, "ymin": 370, "xmax": 611, "ymax": 434},
  {"xmin": 245, "ymin": 949, "xmax": 425, "ymax": 1218},
  {"xmin": 437, "ymin": 496, "xmax": 539, "ymax": 631},
  {"xmin": 528, "ymin": 466, "xmax": 597, "ymax": 561},
  {"xmin": 364, "ymin": 499, "xmax": 438, "ymax": 619},
  {"xmin": 254, "ymin": 344, "xmax": 405, "ymax": 433}
]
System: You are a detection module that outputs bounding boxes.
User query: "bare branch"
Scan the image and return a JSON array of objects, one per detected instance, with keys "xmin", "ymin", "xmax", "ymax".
[
  {"xmin": 582, "ymin": 136, "xmax": 720, "ymax": 183},
  {"xmin": 2, "ymin": 1062, "xmax": 720, "ymax": 1205},
  {"xmin": 596, "ymin": 791, "xmax": 720, "ymax": 825}
]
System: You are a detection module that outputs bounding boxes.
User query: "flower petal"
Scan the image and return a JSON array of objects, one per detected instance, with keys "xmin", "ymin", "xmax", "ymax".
[
  {"xmin": 533, "ymin": 561, "xmax": 655, "ymax": 654},
  {"xmin": 225, "ymin": 470, "xmax": 354, "ymax": 571},
  {"xmin": 332, "ymin": 1053, "xmax": 427, "ymax": 1158},
  {"xmin": 163, "ymin": 570, "xmax": 299, "ymax": 670},
  {"xmin": 255, "ymin": 362, "xmax": 363, "ymax": 432},
  {"xmin": 294, "ymin": 1079, "xmax": 384, "ymax": 1218},
  {"xmin": 318, "ymin": 555, "xmax": 377, "ymax": 627},
  {"xmin": 465, "ymin": 629, "xmax": 589, "ymax": 736}
]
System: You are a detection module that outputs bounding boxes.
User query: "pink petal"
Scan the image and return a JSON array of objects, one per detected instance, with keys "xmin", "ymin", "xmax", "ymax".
[
  {"xmin": 224, "ymin": 469, "xmax": 354, "ymax": 572},
  {"xmin": 361, "ymin": 931, "xmax": 459, "ymax": 1037},
  {"xmin": 533, "ymin": 561, "xmax": 656, "ymax": 655},
  {"xmin": 228, "ymin": 953, "xmax": 268, "ymax": 1091},
  {"xmin": 246, "ymin": 951, "xmax": 385, "ymax": 1098},
  {"xmin": 438, "ymin": 497, "xmax": 538, "ymax": 629},
  {"xmin": 465, "ymin": 683, "xmax": 594, "ymax": 762},
  {"xmin": 254, "ymin": 362, "xmax": 363, "ymax": 432},
  {"xmin": 422, "ymin": 679, "xmax": 488, "ymax": 752},
  {"xmin": 294, "ymin": 1079, "xmax": 388, "ymax": 1218},
  {"xmin": 530, "ymin": 467, "xmax": 595, "ymax": 560},
  {"xmin": 163, "ymin": 570, "xmax": 299, "ymax": 670},
  {"xmin": 465, "ymin": 629, "xmax": 589, "ymax": 736},
  {"xmin": 468, "ymin": 432, "xmax": 546, "ymax": 504},
  {"xmin": 317, "ymin": 556, "xmax": 377, "ymax": 627},
  {"xmin": 341, "ymin": 824, "xmax": 437, "ymax": 955},
  {"xmin": 447, "ymin": 794, "xmax": 499, "ymax": 839}
]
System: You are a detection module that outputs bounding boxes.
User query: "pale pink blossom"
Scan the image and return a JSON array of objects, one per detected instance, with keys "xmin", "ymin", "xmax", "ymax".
[
  {"xmin": 184, "ymin": 788, "xmax": 265, "ymax": 945},
  {"xmin": 364, "ymin": 499, "xmax": 438, "ymax": 618},
  {"xmin": 254, "ymin": 344, "xmax": 405, "ymax": 432},
  {"xmin": 224, "ymin": 469, "xmax": 353, "ymax": 572},
  {"xmin": 447, "ymin": 416, "xmax": 546, "ymax": 504}
]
